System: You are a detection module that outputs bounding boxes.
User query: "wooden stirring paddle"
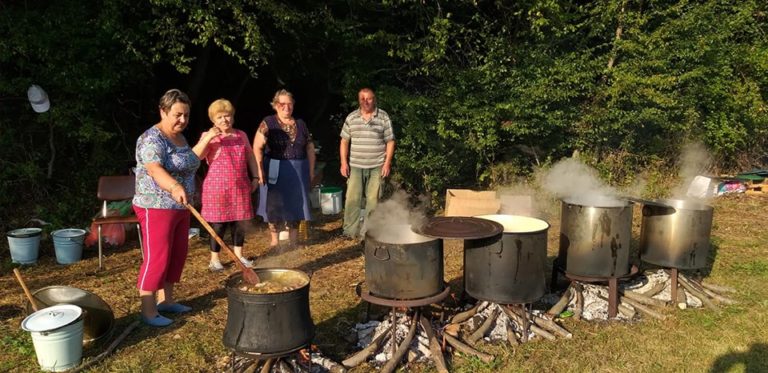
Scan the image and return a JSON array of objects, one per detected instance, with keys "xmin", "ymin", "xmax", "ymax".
[
  {"xmin": 185, "ymin": 204, "xmax": 260, "ymax": 285},
  {"xmin": 13, "ymin": 268, "xmax": 40, "ymax": 311}
]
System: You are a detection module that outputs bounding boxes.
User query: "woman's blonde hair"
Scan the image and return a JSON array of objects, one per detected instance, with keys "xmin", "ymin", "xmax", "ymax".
[
  {"xmin": 208, "ymin": 99, "xmax": 235, "ymax": 122},
  {"xmin": 270, "ymin": 89, "xmax": 295, "ymax": 110}
]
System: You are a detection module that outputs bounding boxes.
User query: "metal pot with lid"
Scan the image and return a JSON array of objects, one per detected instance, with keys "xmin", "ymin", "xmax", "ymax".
[
  {"xmin": 365, "ymin": 224, "xmax": 444, "ymax": 300},
  {"xmin": 558, "ymin": 196, "xmax": 633, "ymax": 278},
  {"xmin": 639, "ymin": 198, "xmax": 714, "ymax": 269}
]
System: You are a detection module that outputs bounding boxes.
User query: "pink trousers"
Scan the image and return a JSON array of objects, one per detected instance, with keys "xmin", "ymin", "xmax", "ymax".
[{"xmin": 133, "ymin": 206, "xmax": 190, "ymax": 291}]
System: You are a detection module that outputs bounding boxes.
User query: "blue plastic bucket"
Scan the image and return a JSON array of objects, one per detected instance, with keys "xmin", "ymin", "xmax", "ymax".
[
  {"xmin": 7, "ymin": 228, "xmax": 42, "ymax": 264},
  {"xmin": 51, "ymin": 229, "xmax": 86, "ymax": 265}
]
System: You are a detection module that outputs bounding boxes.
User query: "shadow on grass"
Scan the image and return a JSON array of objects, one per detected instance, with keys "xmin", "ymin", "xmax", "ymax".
[{"xmin": 709, "ymin": 343, "xmax": 768, "ymax": 373}]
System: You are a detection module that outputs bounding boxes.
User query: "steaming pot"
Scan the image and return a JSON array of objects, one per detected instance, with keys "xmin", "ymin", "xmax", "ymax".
[
  {"xmin": 558, "ymin": 197, "xmax": 632, "ymax": 278},
  {"xmin": 468, "ymin": 215, "xmax": 549, "ymax": 304},
  {"xmin": 640, "ymin": 198, "xmax": 714, "ymax": 269},
  {"xmin": 223, "ymin": 269, "xmax": 314, "ymax": 354},
  {"xmin": 364, "ymin": 225, "xmax": 444, "ymax": 300}
]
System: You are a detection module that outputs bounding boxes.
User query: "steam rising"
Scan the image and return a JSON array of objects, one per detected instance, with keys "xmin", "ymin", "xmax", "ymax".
[
  {"xmin": 540, "ymin": 158, "xmax": 624, "ymax": 206},
  {"xmin": 365, "ymin": 189, "xmax": 429, "ymax": 243},
  {"xmin": 672, "ymin": 142, "xmax": 713, "ymax": 199}
]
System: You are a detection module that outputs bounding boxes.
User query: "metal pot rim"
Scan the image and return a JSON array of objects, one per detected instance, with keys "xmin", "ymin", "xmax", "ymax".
[{"xmin": 474, "ymin": 214, "xmax": 549, "ymax": 234}]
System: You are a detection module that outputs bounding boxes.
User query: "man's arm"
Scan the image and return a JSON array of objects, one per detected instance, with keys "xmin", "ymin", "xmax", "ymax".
[
  {"xmin": 381, "ymin": 140, "xmax": 395, "ymax": 177},
  {"xmin": 339, "ymin": 138, "xmax": 350, "ymax": 178}
]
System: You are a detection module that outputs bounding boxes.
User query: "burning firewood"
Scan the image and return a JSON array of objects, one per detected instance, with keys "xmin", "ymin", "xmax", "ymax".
[
  {"xmin": 443, "ymin": 333, "xmax": 494, "ymax": 363},
  {"xmin": 381, "ymin": 310, "xmax": 420, "ymax": 373},
  {"xmin": 342, "ymin": 329, "xmax": 389, "ymax": 368},
  {"xmin": 450, "ymin": 302, "xmax": 481, "ymax": 324},
  {"xmin": 620, "ymin": 289, "xmax": 668, "ymax": 308},
  {"xmin": 700, "ymin": 282, "xmax": 736, "ymax": 294},
  {"xmin": 419, "ymin": 315, "xmax": 449, "ymax": 373},
  {"xmin": 503, "ymin": 306, "xmax": 556, "ymax": 341},
  {"xmin": 467, "ymin": 307, "xmax": 499, "ymax": 345},
  {"xmin": 547, "ymin": 284, "xmax": 572, "ymax": 317},
  {"xmin": 259, "ymin": 358, "xmax": 273, "ymax": 373},
  {"xmin": 641, "ymin": 281, "xmax": 667, "ymax": 297},
  {"xmin": 618, "ymin": 295, "xmax": 666, "ymax": 320},
  {"xmin": 676, "ymin": 274, "xmax": 719, "ymax": 311},
  {"xmin": 573, "ymin": 282, "xmax": 584, "ymax": 320}
]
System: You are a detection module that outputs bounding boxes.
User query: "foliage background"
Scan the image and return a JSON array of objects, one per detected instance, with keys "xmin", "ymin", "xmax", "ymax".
[{"xmin": 0, "ymin": 0, "xmax": 766, "ymax": 234}]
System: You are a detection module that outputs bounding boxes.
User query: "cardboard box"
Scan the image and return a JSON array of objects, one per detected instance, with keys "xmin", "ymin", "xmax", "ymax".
[{"xmin": 444, "ymin": 189, "xmax": 500, "ymax": 217}]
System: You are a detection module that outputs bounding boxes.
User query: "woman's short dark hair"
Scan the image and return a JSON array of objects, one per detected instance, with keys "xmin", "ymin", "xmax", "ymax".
[{"xmin": 159, "ymin": 89, "xmax": 191, "ymax": 112}]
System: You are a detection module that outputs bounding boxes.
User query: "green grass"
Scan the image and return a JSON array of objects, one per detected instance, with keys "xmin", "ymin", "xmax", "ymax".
[{"xmin": 1, "ymin": 194, "xmax": 768, "ymax": 372}]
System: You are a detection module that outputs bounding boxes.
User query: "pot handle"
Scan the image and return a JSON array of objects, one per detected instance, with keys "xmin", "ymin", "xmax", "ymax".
[{"xmin": 373, "ymin": 246, "xmax": 390, "ymax": 261}]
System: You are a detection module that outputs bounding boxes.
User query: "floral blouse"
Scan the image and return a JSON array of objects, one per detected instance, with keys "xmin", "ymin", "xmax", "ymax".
[{"xmin": 133, "ymin": 126, "xmax": 200, "ymax": 209}]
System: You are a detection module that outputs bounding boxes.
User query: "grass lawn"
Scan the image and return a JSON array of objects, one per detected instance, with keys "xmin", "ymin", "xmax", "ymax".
[{"xmin": 1, "ymin": 194, "xmax": 767, "ymax": 372}]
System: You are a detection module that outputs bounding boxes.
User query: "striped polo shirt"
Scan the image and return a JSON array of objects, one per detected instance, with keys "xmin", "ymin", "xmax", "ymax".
[{"xmin": 340, "ymin": 108, "xmax": 395, "ymax": 169}]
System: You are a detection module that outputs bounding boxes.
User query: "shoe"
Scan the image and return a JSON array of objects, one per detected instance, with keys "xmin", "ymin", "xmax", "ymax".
[
  {"xmin": 238, "ymin": 257, "xmax": 254, "ymax": 268},
  {"xmin": 157, "ymin": 303, "xmax": 192, "ymax": 314},
  {"xmin": 142, "ymin": 314, "xmax": 173, "ymax": 327},
  {"xmin": 209, "ymin": 261, "xmax": 224, "ymax": 272}
]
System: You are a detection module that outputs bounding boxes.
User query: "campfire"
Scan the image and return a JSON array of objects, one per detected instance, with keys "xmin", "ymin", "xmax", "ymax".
[
  {"xmin": 546, "ymin": 269, "xmax": 737, "ymax": 321},
  {"xmin": 220, "ymin": 347, "xmax": 346, "ymax": 373}
]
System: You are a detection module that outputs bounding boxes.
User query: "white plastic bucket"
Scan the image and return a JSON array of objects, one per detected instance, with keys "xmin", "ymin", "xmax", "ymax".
[
  {"xmin": 320, "ymin": 187, "xmax": 342, "ymax": 215},
  {"xmin": 51, "ymin": 229, "xmax": 86, "ymax": 264},
  {"xmin": 21, "ymin": 304, "xmax": 84, "ymax": 372},
  {"xmin": 7, "ymin": 228, "xmax": 42, "ymax": 264}
]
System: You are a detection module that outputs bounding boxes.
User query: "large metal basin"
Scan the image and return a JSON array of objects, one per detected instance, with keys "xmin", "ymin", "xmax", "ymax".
[
  {"xmin": 365, "ymin": 224, "xmax": 444, "ymax": 300},
  {"xmin": 640, "ymin": 198, "xmax": 714, "ymax": 269},
  {"xmin": 25, "ymin": 286, "xmax": 114, "ymax": 347},
  {"xmin": 558, "ymin": 196, "xmax": 633, "ymax": 278},
  {"xmin": 469, "ymin": 215, "xmax": 549, "ymax": 304}
]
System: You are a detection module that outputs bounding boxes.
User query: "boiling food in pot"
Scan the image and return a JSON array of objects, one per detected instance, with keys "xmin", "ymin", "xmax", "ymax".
[{"xmin": 238, "ymin": 271, "xmax": 307, "ymax": 294}]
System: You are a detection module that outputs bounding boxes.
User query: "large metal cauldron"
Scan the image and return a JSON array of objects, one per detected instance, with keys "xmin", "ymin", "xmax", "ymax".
[
  {"xmin": 223, "ymin": 269, "xmax": 314, "ymax": 354},
  {"xmin": 25, "ymin": 286, "xmax": 114, "ymax": 347},
  {"xmin": 365, "ymin": 224, "xmax": 443, "ymax": 300},
  {"xmin": 469, "ymin": 215, "xmax": 549, "ymax": 304},
  {"xmin": 559, "ymin": 196, "xmax": 633, "ymax": 278},
  {"xmin": 640, "ymin": 198, "xmax": 714, "ymax": 269}
]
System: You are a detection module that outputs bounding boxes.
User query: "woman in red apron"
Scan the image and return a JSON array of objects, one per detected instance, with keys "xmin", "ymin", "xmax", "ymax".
[{"xmin": 193, "ymin": 99, "xmax": 260, "ymax": 270}]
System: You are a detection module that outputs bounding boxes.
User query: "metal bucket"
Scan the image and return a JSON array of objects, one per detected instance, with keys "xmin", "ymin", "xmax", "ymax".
[
  {"xmin": 640, "ymin": 198, "xmax": 714, "ymax": 269},
  {"xmin": 469, "ymin": 215, "xmax": 549, "ymax": 304},
  {"xmin": 25, "ymin": 286, "xmax": 114, "ymax": 347},
  {"xmin": 364, "ymin": 224, "xmax": 444, "ymax": 300},
  {"xmin": 223, "ymin": 269, "xmax": 314, "ymax": 354},
  {"xmin": 558, "ymin": 196, "xmax": 633, "ymax": 278}
]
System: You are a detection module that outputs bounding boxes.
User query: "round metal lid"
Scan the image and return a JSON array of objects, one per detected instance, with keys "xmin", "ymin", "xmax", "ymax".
[
  {"xmin": 415, "ymin": 216, "xmax": 503, "ymax": 240},
  {"xmin": 21, "ymin": 304, "xmax": 82, "ymax": 332}
]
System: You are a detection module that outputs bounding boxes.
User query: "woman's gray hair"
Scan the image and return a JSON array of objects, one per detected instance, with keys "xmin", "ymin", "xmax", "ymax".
[
  {"xmin": 270, "ymin": 89, "xmax": 295, "ymax": 109},
  {"xmin": 159, "ymin": 89, "xmax": 191, "ymax": 113}
]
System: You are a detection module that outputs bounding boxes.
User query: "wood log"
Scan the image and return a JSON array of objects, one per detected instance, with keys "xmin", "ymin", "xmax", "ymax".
[
  {"xmin": 381, "ymin": 310, "xmax": 420, "ymax": 373},
  {"xmin": 640, "ymin": 281, "xmax": 667, "ymax": 297},
  {"xmin": 677, "ymin": 275, "xmax": 719, "ymax": 311},
  {"xmin": 504, "ymin": 306, "xmax": 556, "ymax": 341},
  {"xmin": 420, "ymin": 315, "xmax": 449, "ymax": 373},
  {"xmin": 618, "ymin": 295, "xmax": 666, "ymax": 320},
  {"xmin": 259, "ymin": 358, "xmax": 273, "ymax": 373},
  {"xmin": 573, "ymin": 282, "xmax": 584, "ymax": 320},
  {"xmin": 314, "ymin": 355, "xmax": 347, "ymax": 373},
  {"xmin": 71, "ymin": 320, "xmax": 140, "ymax": 373},
  {"xmin": 342, "ymin": 329, "xmax": 389, "ymax": 368},
  {"xmin": 276, "ymin": 360, "xmax": 293, "ymax": 373},
  {"xmin": 444, "ymin": 333, "xmax": 494, "ymax": 363},
  {"xmin": 676, "ymin": 284, "xmax": 688, "ymax": 309},
  {"xmin": 451, "ymin": 302, "xmax": 481, "ymax": 324},
  {"xmin": 700, "ymin": 282, "xmax": 737, "ymax": 294},
  {"xmin": 701, "ymin": 287, "xmax": 736, "ymax": 305},
  {"xmin": 597, "ymin": 294, "xmax": 636, "ymax": 319},
  {"xmin": 532, "ymin": 315, "xmax": 572, "ymax": 339},
  {"xmin": 505, "ymin": 322, "xmax": 519, "ymax": 346},
  {"xmin": 621, "ymin": 289, "xmax": 668, "ymax": 308},
  {"xmin": 467, "ymin": 307, "xmax": 499, "ymax": 345},
  {"xmin": 547, "ymin": 284, "xmax": 572, "ymax": 317}
]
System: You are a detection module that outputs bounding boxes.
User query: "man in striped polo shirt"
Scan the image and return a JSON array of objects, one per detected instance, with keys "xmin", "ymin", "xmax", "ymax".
[{"xmin": 339, "ymin": 88, "xmax": 396, "ymax": 239}]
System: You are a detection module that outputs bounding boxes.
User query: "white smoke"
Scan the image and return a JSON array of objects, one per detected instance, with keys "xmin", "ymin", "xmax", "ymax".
[{"xmin": 539, "ymin": 158, "xmax": 623, "ymax": 206}]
